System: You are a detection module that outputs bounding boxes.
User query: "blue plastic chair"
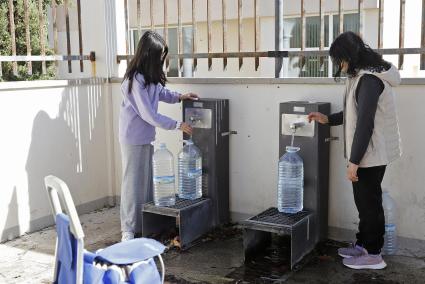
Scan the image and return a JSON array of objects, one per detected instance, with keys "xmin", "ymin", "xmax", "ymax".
[{"xmin": 44, "ymin": 175, "xmax": 166, "ymax": 284}]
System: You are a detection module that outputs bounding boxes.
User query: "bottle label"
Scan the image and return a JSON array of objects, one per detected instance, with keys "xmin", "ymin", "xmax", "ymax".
[
  {"xmin": 187, "ymin": 169, "xmax": 202, "ymax": 178},
  {"xmin": 154, "ymin": 175, "xmax": 175, "ymax": 184},
  {"xmin": 385, "ymin": 224, "xmax": 396, "ymax": 232}
]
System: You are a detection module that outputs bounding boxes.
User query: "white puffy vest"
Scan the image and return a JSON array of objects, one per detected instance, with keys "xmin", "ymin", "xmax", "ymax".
[{"xmin": 344, "ymin": 67, "xmax": 402, "ymax": 167}]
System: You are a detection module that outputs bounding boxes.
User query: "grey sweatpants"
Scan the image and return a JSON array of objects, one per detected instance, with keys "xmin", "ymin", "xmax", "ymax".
[{"xmin": 120, "ymin": 143, "xmax": 154, "ymax": 234}]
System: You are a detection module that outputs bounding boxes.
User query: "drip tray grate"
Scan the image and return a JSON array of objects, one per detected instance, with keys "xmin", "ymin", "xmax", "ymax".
[
  {"xmin": 247, "ymin": 208, "xmax": 311, "ymax": 227},
  {"xmin": 142, "ymin": 197, "xmax": 209, "ymax": 216}
]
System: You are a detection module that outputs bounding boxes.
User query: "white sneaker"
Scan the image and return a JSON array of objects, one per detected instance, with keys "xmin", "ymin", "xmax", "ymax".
[{"xmin": 121, "ymin": 232, "xmax": 134, "ymax": 242}]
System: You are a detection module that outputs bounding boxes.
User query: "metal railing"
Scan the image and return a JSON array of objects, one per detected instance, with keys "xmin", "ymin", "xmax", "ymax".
[
  {"xmin": 1, "ymin": 0, "xmax": 96, "ymax": 80},
  {"xmin": 118, "ymin": 0, "xmax": 425, "ymax": 78}
]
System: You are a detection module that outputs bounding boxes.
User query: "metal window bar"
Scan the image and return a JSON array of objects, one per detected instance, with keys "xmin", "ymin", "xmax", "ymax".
[
  {"xmin": 178, "ymin": 0, "xmax": 183, "ymax": 71},
  {"xmin": 192, "ymin": 0, "xmax": 197, "ymax": 70},
  {"xmin": 275, "ymin": 0, "xmax": 283, "ymax": 78},
  {"xmin": 238, "ymin": 0, "xmax": 243, "ymax": 70},
  {"xmin": 399, "ymin": 0, "xmax": 406, "ymax": 70},
  {"xmin": 150, "ymin": 0, "xmax": 154, "ymax": 31},
  {"xmin": 124, "ymin": 0, "xmax": 130, "ymax": 56},
  {"xmin": 319, "ymin": 0, "xmax": 325, "ymax": 70},
  {"xmin": 8, "ymin": 0, "xmax": 18, "ymax": 76},
  {"xmin": 24, "ymin": 0, "xmax": 32, "ymax": 75},
  {"xmin": 137, "ymin": 0, "xmax": 142, "ymax": 36},
  {"xmin": 207, "ymin": 0, "xmax": 212, "ymax": 70},
  {"xmin": 117, "ymin": 48, "xmax": 425, "ymax": 62},
  {"xmin": 0, "ymin": 55, "xmax": 95, "ymax": 62},
  {"xmin": 358, "ymin": 0, "xmax": 363, "ymax": 38},
  {"xmin": 164, "ymin": 0, "xmax": 169, "ymax": 70},
  {"xmin": 338, "ymin": 0, "xmax": 344, "ymax": 34},
  {"xmin": 38, "ymin": 0, "xmax": 47, "ymax": 74},
  {"xmin": 421, "ymin": 0, "xmax": 425, "ymax": 69},
  {"xmin": 300, "ymin": 0, "xmax": 306, "ymax": 72},
  {"xmin": 222, "ymin": 0, "xmax": 227, "ymax": 70},
  {"xmin": 64, "ymin": 0, "xmax": 72, "ymax": 73},
  {"xmin": 254, "ymin": 0, "xmax": 259, "ymax": 71},
  {"xmin": 118, "ymin": 0, "xmax": 425, "ymax": 78},
  {"xmin": 319, "ymin": 1, "xmax": 324, "ymax": 50},
  {"xmin": 52, "ymin": 0, "xmax": 59, "ymax": 56},
  {"xmin": 378, "ymin": 0, "xmax": 384, "ymax": 49},
  {"xmin": 77, "ymin": 0, "xmax": 84, "ymax": 72}
]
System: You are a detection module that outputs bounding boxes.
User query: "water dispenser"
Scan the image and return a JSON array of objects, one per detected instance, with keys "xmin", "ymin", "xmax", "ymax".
[
  {"xmin": 142, "ymin": 99, "xmax": 230, "ymax": 249},
  {"xmin": 242, "ymin": 101, "xmax": 331, "ymax": 269}
]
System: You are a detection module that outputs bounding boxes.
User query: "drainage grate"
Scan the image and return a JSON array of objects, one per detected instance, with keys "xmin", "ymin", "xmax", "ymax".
[
  {"xmin": 247, "ymin": 208, "xmax": 310, "ymax": 227},
  {"xmin": 144, "ymin": 197, "xmax": 208, "ymax": 210}
]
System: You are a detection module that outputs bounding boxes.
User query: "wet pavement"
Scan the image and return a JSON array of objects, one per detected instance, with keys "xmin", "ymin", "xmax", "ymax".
[{"xmin": 0, "ymin": 206, "xmax": 424, "ymax": 283}]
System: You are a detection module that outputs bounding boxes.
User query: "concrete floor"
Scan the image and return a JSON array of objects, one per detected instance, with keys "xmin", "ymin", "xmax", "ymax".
[{"xmin": 0, "ymin": 207, "xmax": 424, "ymax": 284}]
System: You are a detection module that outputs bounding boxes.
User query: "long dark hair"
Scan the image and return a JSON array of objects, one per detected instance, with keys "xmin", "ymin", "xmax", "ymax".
[
  {"xmin": 329, "ymin": 31, "xmax": 390, "ymax": 79},
  {"xmin": 124, "ymin": 31, "xmax": 168, "ymax": 92}
]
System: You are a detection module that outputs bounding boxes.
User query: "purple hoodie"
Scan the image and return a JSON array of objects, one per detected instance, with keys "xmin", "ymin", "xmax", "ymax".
[{"xmin": 119, "ymin": 73, "xmax": 181, "ymax": 145}]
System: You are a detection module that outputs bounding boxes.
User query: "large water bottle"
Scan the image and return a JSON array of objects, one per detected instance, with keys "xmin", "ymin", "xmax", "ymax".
[
  {"xmin": 382, "ymin": 191, "xmax": 397, "ymax": 255},
  {"xmin": 277, "ymin": 146, "xmax": 304, "ymax": 213},
  {"xmin": 152, "ymin": 143, "xmax": 176, "ymax": 207},
  {"xmin": 178, "ymin": 139, "xmax": 202, "ymax": 200}
]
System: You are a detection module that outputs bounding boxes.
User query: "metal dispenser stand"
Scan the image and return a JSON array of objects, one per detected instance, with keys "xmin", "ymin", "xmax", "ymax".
[
  {"xmin": 142, "ymin": 99, "xmax": 230, "ymax": 249},
  {"xmin": 242, "ymin": 101, "xmax": 330, "ymax": 269}
]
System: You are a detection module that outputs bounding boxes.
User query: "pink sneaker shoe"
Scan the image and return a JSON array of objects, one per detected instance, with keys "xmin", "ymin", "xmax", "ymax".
[
  {"xmin": 343, "ymin": 254, "xmax": 387, "ymax": 270},
  {"xmin": 338, "ymin": 244, "xmax": 367, "ymax": 258}
]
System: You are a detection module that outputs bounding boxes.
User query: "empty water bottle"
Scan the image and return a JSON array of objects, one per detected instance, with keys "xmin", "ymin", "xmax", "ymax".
[
  {"xmin": 153, "ymin": 143, "xmax": 176, "ymax": 207},
  {"xmin": 382, "ymin": 191, "xmax": 397, "ymax": 255},
  {"xmin": 178, "ymin": 139, "xmax": 202, "ymax": 200},
  {"xmin": 277, "ymin": 146, "xmax": 304, "ymax": 213}
]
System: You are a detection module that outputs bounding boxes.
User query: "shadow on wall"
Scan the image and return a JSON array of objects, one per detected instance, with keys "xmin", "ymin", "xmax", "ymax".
[
  {"xmin": 1, "ymin": 188, "xmax": 19, "ymax": 241},
  {"xmin": 16, "ymin": 79, "xmax": 107, "ymax": 239},
  {"xmin": 25, "ymin": 103, "xmax": 80, "ymax": 233}
]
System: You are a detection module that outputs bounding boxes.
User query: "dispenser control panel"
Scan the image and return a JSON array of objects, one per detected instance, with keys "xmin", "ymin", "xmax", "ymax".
[
  {"xmin": 281, "ymin": 114, "xmax": 315, "ymax": 137},
  {"xmin": 185, "ymin": 107, "xmax": 212, "ymax": 129}
]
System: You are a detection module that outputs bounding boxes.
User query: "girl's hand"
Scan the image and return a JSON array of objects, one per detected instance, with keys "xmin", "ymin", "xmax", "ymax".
[
  {"xmin": 179, "ymin": 122, "xmax": 193, "ymax": 135},
  {"xmin": 180, "ymin": 93, "xmax": 199, "ymax": 101},
  {"xmin": 308, "ymin": 112, "xmax": 329, "ymax": 124},
  {"xmin": 347, "ymin": 162, "xmax": 359, "ymax": 182}
]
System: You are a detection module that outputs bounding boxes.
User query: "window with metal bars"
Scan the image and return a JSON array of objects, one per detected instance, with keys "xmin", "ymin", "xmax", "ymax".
[{"xmin": 287, "ymin": 13, "xmax": 359, "ymax": 77}]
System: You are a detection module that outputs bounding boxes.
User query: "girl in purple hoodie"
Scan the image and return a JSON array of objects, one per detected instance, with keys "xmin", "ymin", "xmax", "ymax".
[{"xmin": 119, "ymin": 31, "xmax": 198, "ymax": 241}]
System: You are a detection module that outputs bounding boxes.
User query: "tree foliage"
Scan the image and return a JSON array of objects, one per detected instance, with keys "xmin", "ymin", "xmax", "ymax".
[{"xmin": 0, "ymin": 0, "xmax": 62, "ymax": 81}]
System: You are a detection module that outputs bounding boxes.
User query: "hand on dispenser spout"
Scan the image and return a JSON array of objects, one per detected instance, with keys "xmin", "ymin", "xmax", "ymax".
[
  {"xmin": 179, "ymin": 122, "xmax": 193, "ymax": 136},
  {"xmin": 180, "ymin": 93, "xmax": 199, "ymax": 101},
  {"xmin": 308, "ymin": 112, "xmax": 329, "ymax": 125}
]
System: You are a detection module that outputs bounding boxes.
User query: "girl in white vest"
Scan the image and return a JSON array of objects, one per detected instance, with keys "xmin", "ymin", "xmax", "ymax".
[{"xmin": 308, "ymin": 32, "xmax": 401, "ymax": 270}]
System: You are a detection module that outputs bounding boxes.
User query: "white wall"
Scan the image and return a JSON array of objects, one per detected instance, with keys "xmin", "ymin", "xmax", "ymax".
[
  {"xmin": 2, "ymin": 78, "xmax": 424, "ymax": 243},
  {"xmin": 0, "ymin": 80, "xmax": 116, "ymax": 242},
  {"xmin": 111, "ymin": 79, "xmax": 425, "ymax": 241}
]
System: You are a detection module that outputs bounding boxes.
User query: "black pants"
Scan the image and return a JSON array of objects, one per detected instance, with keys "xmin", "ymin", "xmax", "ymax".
[{"xmin": 352, "ymin": 165, "xmax": 386, "ymax": 254}]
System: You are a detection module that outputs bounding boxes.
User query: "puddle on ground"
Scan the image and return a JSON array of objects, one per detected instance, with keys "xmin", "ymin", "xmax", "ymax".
[
  {"xmin": 226, "ymin": 235, "xmax": 293, "ymax": 283},
  {"xmin": 351, "ymin": 272, "xmax": 401, "ymax": 284}
]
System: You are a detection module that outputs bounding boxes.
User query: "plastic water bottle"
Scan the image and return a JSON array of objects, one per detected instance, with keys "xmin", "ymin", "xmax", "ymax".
[
  {"xmin": 178, "ymin": 139, "xmax": 202, "ymax": 200},
  {"xmin": 382, "ymin": 191, "xmax": 397, "ymax": 255},
  {"xmin": 277, "ymin": 146, "xmax": 304, "ymax": 213},
  {"xmin": 152, "ymin": 143, "xmax": 176, "ymax": 207}
]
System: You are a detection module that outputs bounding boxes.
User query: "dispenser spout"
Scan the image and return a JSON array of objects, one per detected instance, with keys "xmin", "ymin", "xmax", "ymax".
[{"xmin": 290, "ymin": 121, "xmax": 306, "ymax": 130}]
